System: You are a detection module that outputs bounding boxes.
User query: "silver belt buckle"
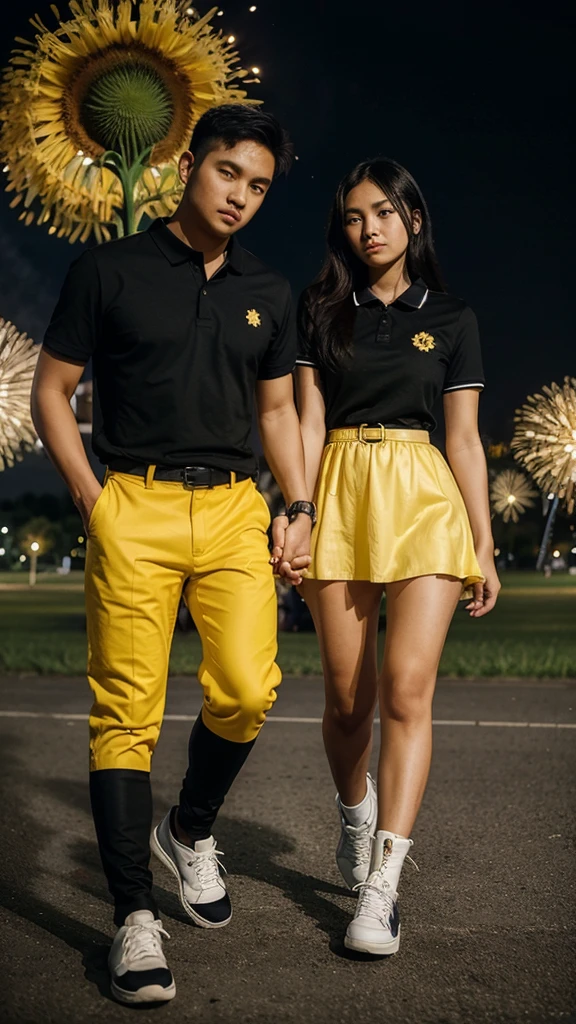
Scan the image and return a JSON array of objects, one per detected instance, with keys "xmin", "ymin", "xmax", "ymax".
[{"xmin": 183, "ymin": 466, "xmax": 210, "ymax": 490}]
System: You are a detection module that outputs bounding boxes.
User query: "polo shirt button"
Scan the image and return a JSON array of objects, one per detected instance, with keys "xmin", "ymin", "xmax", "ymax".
[{"xmin": 202, "ymin": 289, "xmax": 207, "ymax": 295}]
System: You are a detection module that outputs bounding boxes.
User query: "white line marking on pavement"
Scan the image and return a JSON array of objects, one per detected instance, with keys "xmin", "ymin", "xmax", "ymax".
[{"xmin": 0, "ymin": 711, "xmax": 574, "ymax": 728}]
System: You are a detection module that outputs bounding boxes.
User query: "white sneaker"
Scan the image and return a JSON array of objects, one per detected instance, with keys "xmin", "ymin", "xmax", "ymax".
[
  {"xmin": 108, "ymin": 910, "xmax": 176, "ymax": 1005},
  {"xmin": 151, "ymin": 807, "xmax": 232, "ymax": 928},
  {"xmin": 335, "ymin": 773, "xmax": 378, "ymax": 888},
  {"xmin": 344, "ymin": 831, "xmax": 413, "ymax": 956}
]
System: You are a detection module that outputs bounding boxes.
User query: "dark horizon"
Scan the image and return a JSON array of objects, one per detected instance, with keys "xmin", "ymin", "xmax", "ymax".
[{"xmin": 0, "ymin": 0, "xmax": 572, "ymax": 497}]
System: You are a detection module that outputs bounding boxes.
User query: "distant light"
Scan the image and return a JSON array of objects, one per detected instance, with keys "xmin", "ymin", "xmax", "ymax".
[
  {"xmin": 78, "ymin": 536, "xmax": 84, "ymax": 544},
  {"xmin": 249, "ymin": 4, "xmax": 257, "ymax": 9},
  {"xmin": 76, "ymin": 150, "xmax": 84, "ymax": 157},
  {"xmin": 494, "ymin": 547, "xmax": 500, "ymax": 557},
  {"xmin": 71, "ymin": 549, "xmax": 78, "ymax": 557},
  {"xmin": 0, "ymin": 548, "xmax": 5, "ymax": 556},
  {"xmin": 217, "ymin": 8, "xmax": 224, "ymax": 14},
  {"xmin": 186, "ymin": 6, "xmax": 195, "ymax": 12},
  {"xmin": 571, "ymin": 547, "xmax": 576, "ymax": 555},
  {"xmin": 2, "ymin": 165, "xmax": 9, "ymax": 173},
  {"xmin": 552, "ymin": 549, "xmax": 560, "ymax": 558},
  {"xmin": 506, "ymin": 494, "xmax": 516, "ymax": 504},
  {"xmin": 227, "ymin": 34, "xmax": 235, "ymax": 42},
  {"xmin": 547, "ymin": 492, "xmax": 555, "ymax": 500},
  {"xmin": 251, "ymin": 66, "xmax": 260, "ymax": 74},
  {"xmin": 295, "ymin": 155, "xmax": 299, "ymax": 160},
  {"xmin": 30, "ymin": 541, "xmax": 40, "ymax": 552},
  {"xmin": 1, "ymin": 526, "xmax": 8, "ymax": 534},
  {"xmin": 19, "ymin": 554, "xmax": 26, "ymax": 563},
  {"xmin": 82, "ymin": 156, "xmax": 94, "ymax": 166}
]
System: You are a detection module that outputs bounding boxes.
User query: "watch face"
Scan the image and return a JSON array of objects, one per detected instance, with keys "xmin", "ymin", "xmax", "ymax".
[{"xmin": 287, "ymin": 500, "xmax": 316, "ymax": 524}]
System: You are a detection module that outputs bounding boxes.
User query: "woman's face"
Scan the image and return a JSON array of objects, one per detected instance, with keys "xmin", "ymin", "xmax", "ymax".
[{"xmin": 343, "ymin": 178, "xmax": 421, "ymax": 270}]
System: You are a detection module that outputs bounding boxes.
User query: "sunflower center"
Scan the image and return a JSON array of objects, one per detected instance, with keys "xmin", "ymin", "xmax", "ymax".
[{"xmin": 81, "ymin": 60, "xmax": 174, "ymax": 163}]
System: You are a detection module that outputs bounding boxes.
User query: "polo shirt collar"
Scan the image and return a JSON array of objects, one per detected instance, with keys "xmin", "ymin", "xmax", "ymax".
[
  {"xmin": 148, "ymin": 217, "xmax": 244, "ymax": 274},
  {"xmin": 353, "ymin": 277, "xmax": 429, "ymax": 310}
]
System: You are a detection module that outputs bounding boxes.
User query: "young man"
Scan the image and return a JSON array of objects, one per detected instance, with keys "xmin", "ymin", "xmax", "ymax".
[{"xmin": 31, "ymin": 105, "xmax": 312, "ymax": 1005}]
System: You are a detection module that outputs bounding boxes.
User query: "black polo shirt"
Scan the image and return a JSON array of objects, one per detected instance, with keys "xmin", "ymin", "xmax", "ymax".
[
  {"xmin": 296, "ymin": 279, "xmax": 484, "ymax": 432},
  {"xmin": 43, "ymin": 218, "xmax": 296, "ymax": 474}
]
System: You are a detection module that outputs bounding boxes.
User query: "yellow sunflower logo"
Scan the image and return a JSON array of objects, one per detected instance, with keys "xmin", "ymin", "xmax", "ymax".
[
  {"xmin": 0, "ymin": 1, "xmax": 260, "ymax": 242},
  {"xmin": 246, "ymin": 309, "xmax": 262, "ymax": 327},
  {"xmin": 412, "ymin": 332, "xmax": 435, "ymax": 352}
]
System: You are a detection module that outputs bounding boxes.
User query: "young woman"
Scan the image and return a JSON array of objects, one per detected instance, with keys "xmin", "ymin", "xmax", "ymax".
[{"xmin": 273, "ymin": 158, "xmax": 500, "ymax": 956}]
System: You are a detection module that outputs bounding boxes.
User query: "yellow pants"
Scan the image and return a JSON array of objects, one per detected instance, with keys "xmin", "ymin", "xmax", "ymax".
[{"xmin": 85, "ymin": 471, "xmax": 280, "ymax": 772}]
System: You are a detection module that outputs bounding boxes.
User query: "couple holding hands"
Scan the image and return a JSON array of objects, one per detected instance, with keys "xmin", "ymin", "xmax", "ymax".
[{"xmin": 32, "ymin": 103, "xmax": 499, "ymax": 1005}]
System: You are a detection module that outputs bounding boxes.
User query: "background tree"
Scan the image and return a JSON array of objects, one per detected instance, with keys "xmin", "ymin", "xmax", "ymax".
[{"xmin": 17, "ymin": 515, "xmax": 58, "ymax": 560}]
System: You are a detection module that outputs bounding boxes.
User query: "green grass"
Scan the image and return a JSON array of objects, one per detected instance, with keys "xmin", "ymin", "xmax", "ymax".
[{"xmin": 0, "ymin": 572, "xmax": 575, "ymax": 677}]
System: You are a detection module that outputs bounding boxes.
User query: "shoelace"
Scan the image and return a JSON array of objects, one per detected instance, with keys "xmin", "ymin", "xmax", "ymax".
[
  {"xmin": 123, "ymin": 920, "xmax": 170, "ymax": 963},
  {"xmin": 341, "ymin": 821, "xmax": 373, "ymax": 867},
  {"xmin": 351, "ymin": 856, "xmax": 419, "ymax": 923},
  {"xmin": 187, "ymin": 847, "xmax": 227, "ymax": 889},
  {"xmin": 352, "ymin": 874, "xmax": 395, "ymax": 923}
]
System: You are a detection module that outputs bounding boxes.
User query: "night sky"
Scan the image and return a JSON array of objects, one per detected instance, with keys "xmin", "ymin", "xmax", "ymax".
[{"xmin": 0, "ymin": 0, "xmax": 572, "ymax": 497}]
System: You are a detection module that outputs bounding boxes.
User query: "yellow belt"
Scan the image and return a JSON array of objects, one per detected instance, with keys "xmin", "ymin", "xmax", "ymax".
[{"xmin": 328, "ymin": 424, "xmax": 430, "ymax": 444}]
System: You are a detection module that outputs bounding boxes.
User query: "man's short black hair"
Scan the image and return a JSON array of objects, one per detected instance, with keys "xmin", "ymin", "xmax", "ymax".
[{"xmin": 189, "ymin": 104, "xmax": 293, "ymax": 177}]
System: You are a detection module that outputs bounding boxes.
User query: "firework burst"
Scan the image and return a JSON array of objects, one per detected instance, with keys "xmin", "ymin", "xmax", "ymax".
[
  {"xmin": 0, "ymin": 318, "xmax": 39, "ymax": 471},
  {"xmin": 490, "ymin": 469, "xmax": 537, "ymax": 523},
  {"xmin": 511, "ymin": 377, "xmax": 576, "ymax": 514}
]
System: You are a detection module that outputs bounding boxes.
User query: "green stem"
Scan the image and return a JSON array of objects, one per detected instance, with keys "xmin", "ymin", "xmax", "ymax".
[
  {"xmin": 119, "ymin": 165, "xmax": 136, "ymax": 236},
  {"xmin": 99, "ymin": 146, "xmax": 153, "ymax": 237}
]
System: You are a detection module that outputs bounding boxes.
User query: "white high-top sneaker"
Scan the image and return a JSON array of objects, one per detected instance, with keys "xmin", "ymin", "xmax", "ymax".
[
  {"xmin": 151, "ymin": 807, "xmax": 232, "ymax": 928},
  {"xmin": 108, "ymin": 910, "xmax": 176, "ymax": 1005},
  {"xmin": 344, "ymin": 830, "xmax": 413, "ymax": 956},
  {"xmin": 335, "ymin": 773, "xmax": 378, "ymax": 888}
]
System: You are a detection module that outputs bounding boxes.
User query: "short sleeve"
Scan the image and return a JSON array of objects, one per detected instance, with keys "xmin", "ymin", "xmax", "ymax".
[
  {"xmin": 43, "ymin": 250, "xmax": 101, "ymax": 365},
  {"xmin": 257, "ymin": 279, "xmax": 297, "ymax": 380},
  {"xmin": 443, "ymin": 306, "xmax": 485, "ymax": 393},
  {"xmin": 295, "ymin": 291, "xmax": 318, "ymax": 368}
]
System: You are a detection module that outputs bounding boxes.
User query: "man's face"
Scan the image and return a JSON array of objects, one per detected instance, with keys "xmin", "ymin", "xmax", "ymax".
[{"xmin": 179, "ymin": 139, "xmax": 275, "ymax": 238}]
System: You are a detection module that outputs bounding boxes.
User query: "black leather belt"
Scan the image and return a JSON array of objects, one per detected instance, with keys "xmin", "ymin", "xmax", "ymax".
[{"xmin": 107, "ymin": 461, "xmax": 253, "ymax": 490}]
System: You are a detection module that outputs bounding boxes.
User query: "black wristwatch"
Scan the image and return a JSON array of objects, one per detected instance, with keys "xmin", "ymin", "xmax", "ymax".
[{"xmin": 286, "ymin": 500, "xmax": 317, "ymax": 526}]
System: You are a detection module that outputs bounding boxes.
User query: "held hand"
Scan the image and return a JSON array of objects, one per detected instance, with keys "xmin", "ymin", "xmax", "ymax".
[
  {"xmin": 75, "ymin": 484, "xmax": 103, "ymax": 535},
  {"xmin": 269, "ymin": 514, "xmax": 288, "ymax": 572},
  {"xmin": 465, "ymin": 549, "xmax": 501, "ymax": 618},
  {"xmin": 276, "ymin": 514, "xmax": 312, "ymax": 586}
]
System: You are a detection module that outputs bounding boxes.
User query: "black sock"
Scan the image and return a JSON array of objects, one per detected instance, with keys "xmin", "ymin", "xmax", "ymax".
[
  {"xmin": 177, "ymin": 716, "xmax": 256, "ymax": 842},
  {"xmin": 90, "ymin": 768, "xmax": 158, "ymax": 927}
]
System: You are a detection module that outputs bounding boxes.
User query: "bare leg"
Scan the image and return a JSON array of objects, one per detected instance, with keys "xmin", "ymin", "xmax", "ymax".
[
  {"xmin": 301, "ymin": 579, "xmax": 384, "ymax": 806},
  {"xmin": 377, "ymin": 574, "xmax": 462, "ymax": 836}
]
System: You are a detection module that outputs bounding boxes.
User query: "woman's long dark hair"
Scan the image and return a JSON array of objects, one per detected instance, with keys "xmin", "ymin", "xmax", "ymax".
[{"xmin": 301, "ymin": 158, "xmax": 445, "ymax": 372}]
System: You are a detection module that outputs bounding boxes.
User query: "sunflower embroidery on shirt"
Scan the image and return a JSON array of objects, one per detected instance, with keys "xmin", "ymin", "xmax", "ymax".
[
  {"xmin": 246, "ymin": 309, "xmax": 262, "ymax": 327},
  {"xmin": 412, "ymin": 331, "xmax": 435, "ymax": 352}
]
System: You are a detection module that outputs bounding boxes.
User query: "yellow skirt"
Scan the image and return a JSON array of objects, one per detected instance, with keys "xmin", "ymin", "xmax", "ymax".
[{"xmin": 308, "ymin": 427, "xmax": 484, "ymax": 598}]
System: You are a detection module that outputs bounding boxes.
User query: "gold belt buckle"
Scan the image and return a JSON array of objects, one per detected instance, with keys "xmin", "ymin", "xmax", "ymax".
[{"xmin": 358, "ymin": 423, "xmax": 386, "ymax": 443}]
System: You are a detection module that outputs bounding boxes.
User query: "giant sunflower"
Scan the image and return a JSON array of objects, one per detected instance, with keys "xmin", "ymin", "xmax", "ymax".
[{"xmin": 1, "ymin": 0, "xmax": 258, "ymax": 242}]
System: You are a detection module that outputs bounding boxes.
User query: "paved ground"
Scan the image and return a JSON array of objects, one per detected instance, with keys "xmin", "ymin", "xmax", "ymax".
[{"xmin": 0, "ymin": 675, "xmax": 574, "ymax": 1024}]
